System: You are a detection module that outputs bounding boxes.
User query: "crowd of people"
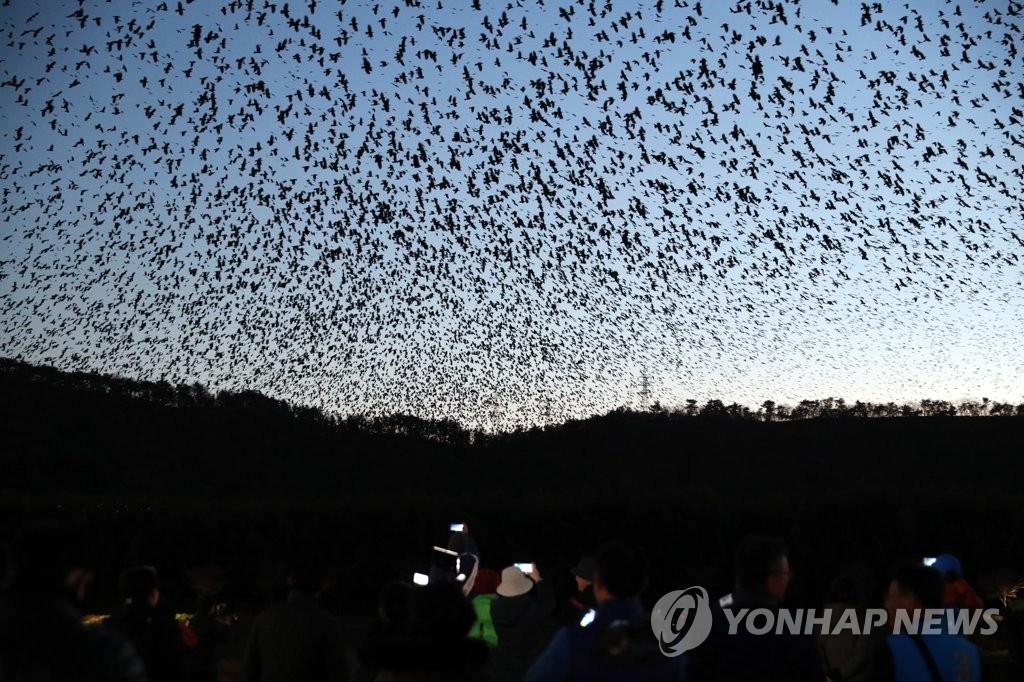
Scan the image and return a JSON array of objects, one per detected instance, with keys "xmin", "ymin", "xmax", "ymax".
[{"xmin": 0, "ymin": 520, "xmax": 1012, "ymax": 681}]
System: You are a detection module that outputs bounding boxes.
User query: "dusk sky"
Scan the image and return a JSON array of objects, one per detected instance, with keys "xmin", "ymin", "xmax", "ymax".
[{"xmin": 1, "ymin": 0, "xmax": 1022, "ymax": 428}]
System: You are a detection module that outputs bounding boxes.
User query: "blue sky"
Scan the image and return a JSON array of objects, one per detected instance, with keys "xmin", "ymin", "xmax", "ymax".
[{"xmin": 1, "ymin": 0, "xmax": 1022, "ymax": 428}]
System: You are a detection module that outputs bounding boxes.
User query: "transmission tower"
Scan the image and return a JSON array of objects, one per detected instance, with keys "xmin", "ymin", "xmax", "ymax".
[
  {"xmin": 637, "ymin": 371, "xmax": 654, "ymax": 408},
  {"xmin": 541, "ymin": 395, "xmax": 554, "ymax": 427}
]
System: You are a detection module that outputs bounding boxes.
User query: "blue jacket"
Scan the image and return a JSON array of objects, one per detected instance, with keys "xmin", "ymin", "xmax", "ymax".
[
  {"xmin": 527, "ymin": 597, "xmax": 682, "ymax": 682},
  {"xmin": 873, "ymin": 630, "xmax": 984, "ymax": 682}
]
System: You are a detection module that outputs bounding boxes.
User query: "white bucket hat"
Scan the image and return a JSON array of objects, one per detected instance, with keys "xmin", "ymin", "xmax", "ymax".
[{"xmin": 497, "ymin": 565, "xmax": 535, "ymax": 598}]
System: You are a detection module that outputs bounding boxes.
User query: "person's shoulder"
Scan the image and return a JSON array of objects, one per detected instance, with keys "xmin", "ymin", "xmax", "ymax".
[
  {"xmin": 103, "ymin": 608, "xmax": 138, "ymax": 636},
  {"xmin": 473, "ymin": 593, "xmax": 498, "ymax": 603},
  {"xmin": 79, "ymin": 627, "xmax": 148, "ymax": 681},
  {"xmin": 361, "ymin": 634, "xmax": 490, "ymax": 673},
  {"xmin": 944, "ymin": 631, "xmax": 984, "ymax": 658},
  {"xmin": 258, "ymin": 598, "xmax": 322, "ymax": 624},
  {"xmin": 490, "ymin": 593, "xmax": 526, "ymax": 615},
  {"xmin": 250, "ymin": 601, "xmax": 283, "ymax": 628},
  {"xmin": 544, "ymin": 626, "xmax": 573, "ymax": 656},
  {"xmin": 702, "ymin": 602, "xmax": 735, "ymax": 638},
  {"xmin": 153, "ymin": 605, "xmax": 183, "ymax": 630}
]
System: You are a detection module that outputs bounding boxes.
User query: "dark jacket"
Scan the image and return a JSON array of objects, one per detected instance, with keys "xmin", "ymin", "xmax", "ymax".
[
  {"xmin": 819, "ymin": 602, "xmax": 875, "ymax": 682},
  {"xmin": 527, "ymin": 597, "xmax": 682, "ymax": 682},
  {"xmin": 0, "ymin": 591, "xmax": 148, "ymax": 682},
  {"xmin": 358, "ymin": 630, "xmax": 491, "ymax": 682},
  {"xmin": 355, "ymin": 619, "xmax": 408, "ymax": 682},
  {"xmin": 184, "ymin": 612, "xmax": 232, "ymax": 682},
  {"xmin": 490, "ymin": 579, "xmax": 556, "ymax": 682},
  {"xmin": 560, "ymin": 585, "xmax": 597, "ymax": 628},
  {"xmin": 107, "ymin": 600, "xmax": 186, "ymax": 682},
  {"xmin": 682, "ymin": 595, "xmax": 826, "ymax": 682},
  {"xmin": 242, "ymin": 590, "xmax": 348, "ymax": 682}
]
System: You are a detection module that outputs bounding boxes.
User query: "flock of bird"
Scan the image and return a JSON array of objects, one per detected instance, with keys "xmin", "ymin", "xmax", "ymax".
[{"xmin": 1, "ymin": 0, "xmax": 1022, "ymax": 428}]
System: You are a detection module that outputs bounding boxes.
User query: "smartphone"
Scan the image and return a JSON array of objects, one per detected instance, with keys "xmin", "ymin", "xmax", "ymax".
[
  {"xmin": 450, "ymin": 523, "xmax": 465, "ymax": 532},
  {"xmin": 580, "ymin": 609, "xmax": 596, "ymax": 627},
  {"xmin": 515, "ymin": 563, "xmax": 534, "ymax": 573},
  {"xmin": 923, "ymin": 557, "xmax": 937, "ymax": 567},
  {"xmin": 413, "ymin": 573, "xmax": 429, "ymax": 586},
  {"xmin": 719, "ymin": 593, "xmax": 734, "ymax": 607}
]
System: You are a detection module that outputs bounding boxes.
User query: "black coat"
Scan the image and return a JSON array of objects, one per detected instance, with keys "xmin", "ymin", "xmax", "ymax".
[
  {"xmin": 107, "ymin": 600, "xmax": 186, "ymax": 682},
  {"xmin": 490, "ymin": 580, "xmax": 556, "ymax": 682},
  {"xmin": 358, "ymin": 630, "xmax": 491, "ymax": 682},
  {"xmin": 242, "ymin": 590, "xmax": 348, "ymax": 682},
  {"xmin": 682, "ymin": 596, "xmax": 826, "ymax": 682},
  {"xmin": 0, "ymin": 591, "xmax": 148, "ymax": 682}
]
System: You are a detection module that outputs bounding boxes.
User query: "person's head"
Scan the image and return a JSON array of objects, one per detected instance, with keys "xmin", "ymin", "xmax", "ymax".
[
  {"xmin": 409, "ymin": 582, "xmax": 476, "ymax": 639},
  {"xmin": 4, "ymin": 521, "xmax": 94, "ymax": 601},
  {"xmin": 378, "ymin": 580, "xmax": 414, "ymax": 625},
  {"xmin": 287, "ymin": 553, "xmax": 325, "ymax": 594},
  {"xmin": 885, "ymin": 561, "xmax": 944, "ymax": 626},
  {"xmin": 496, "ymin": 565, "xmax": 535, "ymax": 598},
  {"xmin": 825, "ymin": 573, "xmax": 864, "ymax": 608},
  {"xmin": 447, "ymin": 532, "xmax": 472, "ymax": 554},
  {"xmin": 120, "ymin": 566, "xmax": 161, "ymax": 607},
  {"xmin": 592, "ymin": 542, "xmax": 648, "ymax": 604},
  {"xmin": 196, "ymin": 594, "xmax": 216, "ymax": 616},
  {"xmin": 931, "ymin": 554, "xmax": 962, "ymax": 582},
  {"xmin": 473, "ymin": 568, "xmax": 500, "ymax": 596},
  {"xmin": 735, "ymin": 536, "xmax": 791, "ymax": 603},
  {"xmin": 572, "ymin": 556, "xmax": 596, "ymax": 592}
]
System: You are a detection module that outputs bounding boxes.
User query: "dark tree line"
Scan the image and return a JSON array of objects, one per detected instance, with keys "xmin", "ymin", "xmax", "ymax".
[
  {"xmin": 2, "ymin": 357, "xmax": 1022, "ymax": 501},
  {"xmin": 3, "ymin": 358, "xmax": 1021, "ymax": 442},
  {"xmin": 656, "ymin": 396, "xmax": 1024, "ymax": 420}
]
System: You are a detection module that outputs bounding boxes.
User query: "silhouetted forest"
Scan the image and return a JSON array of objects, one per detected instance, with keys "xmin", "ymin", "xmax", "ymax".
[
  {"xmin": 1, "ymin": 357, "xmax": 1020, "ymax": 500},
  {"xmin": 2, "ymin": 358, "xmax": 1022, "ymax": 637}
]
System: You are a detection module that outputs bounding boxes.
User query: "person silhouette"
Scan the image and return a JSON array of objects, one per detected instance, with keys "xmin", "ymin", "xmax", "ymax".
[{"xmin": 0, "ymin": 521, "xmax": 148, "ymax": 681}]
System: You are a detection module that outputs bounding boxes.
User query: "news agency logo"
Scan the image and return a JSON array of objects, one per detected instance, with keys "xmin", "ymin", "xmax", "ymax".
[
  {"xmin": 650, "ymin": 586, "xmax": 714, "ymax": 656},
  {"xmin": 715, "ymin": 606, "xmax": 1000, "ymax": 638},
  {"xmin": 651, "ymin": 587, "xmax": 1001, "ymax": 657}
]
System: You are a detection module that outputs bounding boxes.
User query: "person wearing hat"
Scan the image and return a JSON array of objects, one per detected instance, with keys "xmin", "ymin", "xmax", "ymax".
[
  {"xmin": 490, "ymin": 564, "xmax": 555, "ymax": 682},
  {"xmin": 932, "ymin": 553, "xmax": 985, "ymax": 613},
  {"xmin": 528, "ymin": 541, "xmax": 682, "ymax": 682},
  {"xmin": 567, "ymin": 556, "xmax": 597, "ymax": 622}
]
